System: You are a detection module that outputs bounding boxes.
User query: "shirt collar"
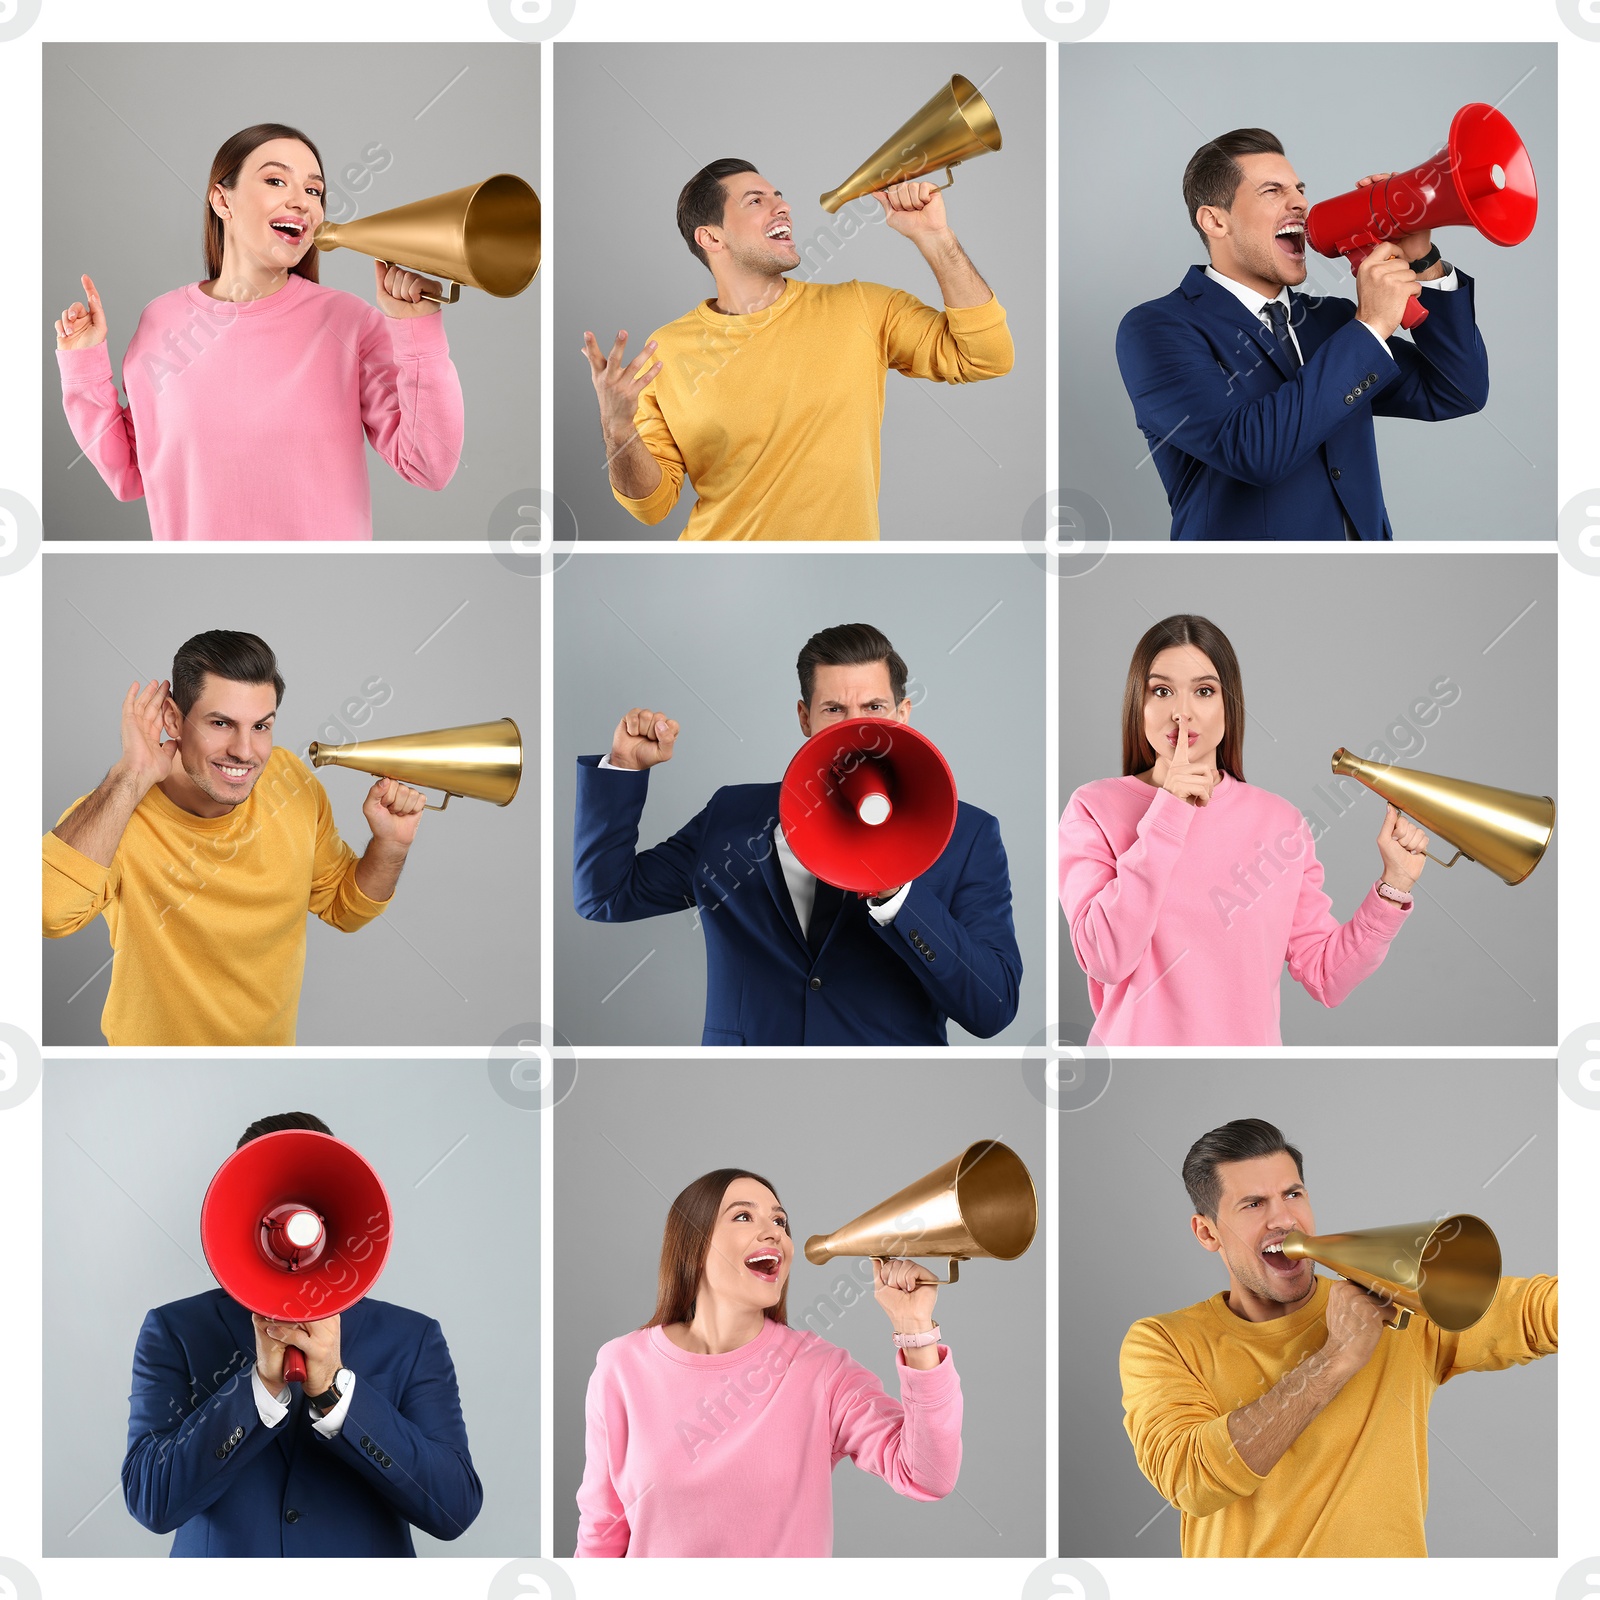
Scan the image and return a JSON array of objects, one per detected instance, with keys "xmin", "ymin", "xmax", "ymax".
[{"xmin": 1205, "ymin": 265, "xmax": 1291, "ymax": 322}]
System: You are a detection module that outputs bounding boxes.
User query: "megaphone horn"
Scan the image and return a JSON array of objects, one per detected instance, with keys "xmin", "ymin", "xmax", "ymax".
[
  {"xmin": 1330, "ymin": 748, "xmax": 1553, "ymax": 885},
  {"xmin": 1306, "ymin": 103, "xmax": 1537, "ymax": 329},
  {"xmin": 313, "ymin": 172, "xmax": 541, "ymax": 301},
  {"xmin": 820, "ymin": 73, "xmax": 1002, "ymax": 214},
  {"xmin": 201, "ymin": 1129, "xmax": 394, "ymax": 1385},
  {"xmin": 803, "ymin": 1139, "xmax": 1037, "ymax": 1284},
  {"xmin": 1279, "ymin": 1213, "xmax": 1501, "ymax": 1333},
  {"xmin": 308, "ymin": 718, "xmax": 523, "ymax": 811}
]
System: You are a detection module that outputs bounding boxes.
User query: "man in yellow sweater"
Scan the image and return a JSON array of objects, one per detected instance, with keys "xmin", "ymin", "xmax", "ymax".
[
  {"xmin": 42, "ymin": 631, "xmax": 426, "ymax": 1047},
  {"xmin": 582, "ymin": 158, "xmax": 1013, "ymax": 540},
  {"xmin": 1120, "ymin": 1117, "xmax": 1556, "ymax": 1557}
]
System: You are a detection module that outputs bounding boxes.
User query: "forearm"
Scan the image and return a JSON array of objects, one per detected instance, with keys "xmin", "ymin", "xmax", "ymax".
[
  {"xmin": 913, "ymin": 229, "xmax": 992, "ymax": 308},
  {"xmin": 52, "ymin": 766, "xmax": 147, "ymax": 867},
  {"xmin": 603, "ymin": 424, "xmax": 665, "ymax": 501},
  {"xmin": 353, "ymin": 837, "xmax": 410, "ymax": 903},
  {"xmin": 1226, "ymin": 1347, "xmax": 1350, "ymax": 1475}
]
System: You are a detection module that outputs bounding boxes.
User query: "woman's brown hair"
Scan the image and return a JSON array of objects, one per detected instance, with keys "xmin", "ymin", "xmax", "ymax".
[
  {"xmin": 203, "ymin": 124, "xmax": 325, "ymax": 284},
  {"xmin": 643, "ymin": 1168, "xmax": 790, "ymax": 1329},
  {"xmin": 1120, "ymin": 614, "xmax": 1246, "ymax": 782}
]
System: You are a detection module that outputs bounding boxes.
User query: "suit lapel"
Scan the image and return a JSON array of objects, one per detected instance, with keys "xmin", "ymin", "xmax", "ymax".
[
  {"xmin": 1186, "ymin": 266, "xmax": 1296, "ymax": 382},
  {"xmin": 756, "ymin": 829, "xmax": 810, "ymax": 956}
]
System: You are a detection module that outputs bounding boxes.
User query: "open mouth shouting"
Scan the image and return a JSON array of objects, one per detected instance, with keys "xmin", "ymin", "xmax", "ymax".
[
  {"xmin": 1274, "ymin": 221, "xmax": 1306, "ymax": 261},
  {"xmin": 744, "ymin": 1249, "xmax": 783, "ymax": 1285},
  {"xmin": 270, "ymin": 215, "xmax": 310, "ymax": 245},
  {"xmin": 1260, "ymin": 1237, "xmax": 1309, "ymax": 1281}
]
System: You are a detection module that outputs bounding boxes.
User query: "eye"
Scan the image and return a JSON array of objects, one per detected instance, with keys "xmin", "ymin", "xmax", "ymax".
[
  {"xmin": 266, "ymin": 176, "xmax": 284, "ymax": 187},
  {"xmin": 1151, "ymin": 686, "xmax": 1170, "ymax": 698},
  {"xmin": 1197, "ymin": 686, "xmax": 1215, "ymax": 697}
]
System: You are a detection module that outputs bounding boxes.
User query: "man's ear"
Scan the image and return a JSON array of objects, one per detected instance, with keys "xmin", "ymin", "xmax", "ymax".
[
  {"xmin": 1190, "ymin": 1213, "xmax": 1223, "ymax": 1255},
  {"xmin": 1194, "ymin": 203, "xmax": 1228, "ymax": 243},
  {"xmin": 895, "ymin": 697, "xmax": 912, "ymax": 724},
  {"xmin": 796, "ymin": 698, "xmax": 812, "ymax": 738},
  {"xmin": 161, "ymin": 697, "xmax": 183, "ymax": 742},
  {"xmin": 695, "ymin": 224, "xmax": 721, "ymax": 259}
]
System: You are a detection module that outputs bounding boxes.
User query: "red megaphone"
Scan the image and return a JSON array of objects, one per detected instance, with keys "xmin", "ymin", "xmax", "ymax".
[
  {"xmin": 200, "ymin": 1129, "xmax": 392, "ymax": 1387},
  {"xmin": 779, "ymin": 717, "xmax": 958, "ymax": 895},
  {"xmin": 1306, "ymin": 102, "xmax": 1537, "ymax": 330}
]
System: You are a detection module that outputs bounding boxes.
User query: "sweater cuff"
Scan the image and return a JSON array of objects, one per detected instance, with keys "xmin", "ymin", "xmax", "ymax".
[
  {"xmin": 895, "ymin": 1343, "xmax": 959, "ymax": 1402},
  {"xmin": 341, "ymin": 865, "xmax": 396, "ymax": 916},
  {"xmin": 1137, "ymin": 785, "xmax": 1198, "ymax": 844},
  {"xmin": 56, "ymin": 341, "xmax": 115, "ymax": 389},
  {"xmin": 1196, "ymin": 1410, "xmax": 1266, "ymax": 1500},
  {"xmin": 612, "ymin": 469, "xmax": 678, "ymax": 525},
  {"xmin": 42, "ymin": 828, "xmax": 112, "ymax": 892},
  {"xmin": 941, "ymin": 293, "xmax": 1007, "ymax": 332},
  {"xmin": 1354, "ymin": 882, "xmax": 1412, "ymax": 930},
  {"xmin": 386, "ymin": 309, "xmax": 451, "ymax": 359}
]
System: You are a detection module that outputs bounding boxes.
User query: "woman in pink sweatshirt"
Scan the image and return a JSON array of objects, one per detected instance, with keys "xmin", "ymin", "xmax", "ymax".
[
  {"xmin": 1058, "ymin": 615, "xmax": 1430, "ymax": 1046},
  {"xmin": 575, "ymin": 1166, "xmax": 963, "ymax": 1557},
  {"xmin": 52, "ymin": 122, "xmax": 463, "ymax": 541}
]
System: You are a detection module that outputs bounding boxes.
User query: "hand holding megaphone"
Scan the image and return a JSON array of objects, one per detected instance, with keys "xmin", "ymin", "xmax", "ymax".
[
  {"xmin": 1354, "ymin": 242, "xmax": 1426, "ymax": 341},
  {"xmin": 253, "ymin": 1311, "xmax": 342, "ymax": 1393},
  {"xmin": 374, "ymin": 259, "xmax": 448, "ymax": 319},
  {"xmin": 1376, "ymin": 803, "xmax": 1429, "ymax": 893},
  {"xmin": 609, "ymin": 707, "xmax": 679, "ymax": 770},
  {"xmin": 1320, "ymin": 1280, "xmax": 1398, "ymax": 1380},
  {"xmin": 362, "ymin": 775, "xmax": 428, "ymax": 846},
  {"xmin": 873, "ymin": 1256, "xmax": 943, "ymax": 1320}
]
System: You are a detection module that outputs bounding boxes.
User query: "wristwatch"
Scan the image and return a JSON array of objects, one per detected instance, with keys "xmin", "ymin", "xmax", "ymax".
[
  {"xmin": 1408, "ymin": 243, "xmax": 1442, "ymax": 274},
  {"xmin": 308, "ymin": 1367, "xmax": 353, "ymax": 1417}
]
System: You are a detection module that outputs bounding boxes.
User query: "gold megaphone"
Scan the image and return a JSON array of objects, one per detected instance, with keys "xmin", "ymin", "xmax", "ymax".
[
  {"xmin": 803, "ymin": 1139, "xmax": 1036, "ymax": 1284},
  {"xmin": 819, "ymin": 74, "xmax": 1002, "ymax": 214},
  {"xmin": 1331, "ymin": 748, "xmax": 1554, "ymax": 886},
  {"xmin": 1279, "ymin": 1213, "xmax": 1501, "ymax": 1333},
  {"xmin": 307, "ymin": 718, "xmax": 522, "ymax": 811},
  {"xmin": 313, "ymin": 173, "xmax": 541, "ymax": 301}
]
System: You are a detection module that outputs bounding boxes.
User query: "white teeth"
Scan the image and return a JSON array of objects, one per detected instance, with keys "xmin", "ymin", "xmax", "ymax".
[
  {"xmin": 1263, "ymin": 1243, "xmax": 1283, "ymax": 1253},
  {"xmin": 1276, "ymin": 225, "xmax": 1304, "ymax": 237}
]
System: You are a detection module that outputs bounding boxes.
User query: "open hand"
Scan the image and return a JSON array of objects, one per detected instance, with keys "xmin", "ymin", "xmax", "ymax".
[
  {"xmin": 114, "ymin": 678, "xmax": 182, "ymax": 795},
  {"xmin": 583, "ymin": 329, "xmax": 663, "ymax": 443}
]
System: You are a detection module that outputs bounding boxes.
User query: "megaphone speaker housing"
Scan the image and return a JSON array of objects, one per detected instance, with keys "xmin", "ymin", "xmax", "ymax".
[
  {"xmin": 779, "ymin": 717, "xmax": 957, "ymax": 895},
  {"xmin": 201, "ymin": 1129, "xmax": 393, "ymax": 1326}
]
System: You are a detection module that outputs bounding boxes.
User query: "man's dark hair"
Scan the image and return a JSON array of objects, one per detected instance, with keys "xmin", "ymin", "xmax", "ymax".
[
  {"xmin": 1182, "ymin": 128, "xmax": 1286, "ymax": 242},
  {"xmin": 1182, "ymin": 1117, "xmax": 1304, "ymax": 1219},
  {"xmin": 677, "ymin": 157, "xmax": 760, "ymax": 269},
  {"xmin": 796, "ymin": 623, "xmax": 909, "ymax": 709},
  {"xmin": 237, "ymin": 1111, "xmax": 333, "ymax": 1149},
  {"xmin": 172, "ymin": 630, "xmax": 285, "ymax": 717}
]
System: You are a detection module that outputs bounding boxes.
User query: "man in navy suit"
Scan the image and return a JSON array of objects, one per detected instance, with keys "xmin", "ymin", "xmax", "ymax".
[
  {"xmin": 1115, "ymin": 127, "xmax": 1490, "ymax": 540},
  {"xmin": 573, "ymin": 622, "xmax": 1022, "ymax": 1045},
  {"xmin": 121, "ymin": 1112, "xmax": 482, "ymax": 1557}
]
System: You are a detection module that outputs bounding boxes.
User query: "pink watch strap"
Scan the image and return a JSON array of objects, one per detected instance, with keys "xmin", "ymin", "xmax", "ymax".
[{"xmin": 893, "ymin": 1324, "xmax": 941, "ymax": 1350}]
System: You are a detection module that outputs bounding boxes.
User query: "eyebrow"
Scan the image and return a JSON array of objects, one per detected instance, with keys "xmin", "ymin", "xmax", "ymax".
[
  {"xmin": 1235, "ymin": 1185, "xmax": 1303, "ymax": 1206},
  {"xmin": 258, "ymin": 160, "xmax": 326, "ymax": 184},
  {"xmin": 202, "ymin": 711, "xmax": 276, "ymax": 722},
  {"xmin": 741, "ymin": 188, "xmax": 781, "ymax": 200},
  {"xmin": 1257, "ymin": 180, "xmax": 1306, "ymax": 193},
  {"xmin": 724, "ymin": 1199, "xmax": 785, "ymax": 1213},
  {"xmin": 1147, "ymin": 673, "xmax": 1220, "ymax": 685}
]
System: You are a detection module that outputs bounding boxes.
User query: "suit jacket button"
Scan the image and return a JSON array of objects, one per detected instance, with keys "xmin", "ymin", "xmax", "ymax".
[
  {"xmin": 382, "ymin": 1455, "xmax": 392, "ymax": 1468},
  {"xmin": 1330, "ymin": 468, "xmax": 1342, "ymax": 480},
  {"xmin": 1365, "ymin": 372, "xmax": 1377, "ymax": 382},
  {"xmin": 215, "ymin": 1447, "xmax": 226, "ymax": 1459},
  {"xmin": 285, "ymin": 1509, "xmax": 301, "ymax": 1524},
  {"xmin": 1343, "ymin": 393, "xmax": 1354, "ymax": 404},
  {"xmin": 360, "ymin": 1436, "xmax": 370, "ymax": 1449},
  {"xmin": 809, "ymin": 976, "xmax": 822, "ymax": 991}
]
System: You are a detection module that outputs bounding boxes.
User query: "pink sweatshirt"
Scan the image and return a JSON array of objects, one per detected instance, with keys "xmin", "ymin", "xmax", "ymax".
[
  {"xmin": 56, "ymin": 274, "xmax": 463, "ymax": 540},
  {"xmin": 575, "ymin": 1318, "xmax": 962, "ymax": 1557},
  {"xmin": 1058, "ymin": 774, "xmax": 1410, "ymax": 1045}
]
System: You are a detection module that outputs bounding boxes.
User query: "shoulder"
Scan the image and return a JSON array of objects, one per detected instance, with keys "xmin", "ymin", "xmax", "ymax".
[
  {"xmin": 591, "ymin": 1327, "xmax": 654, "ymax": 1375},
  {"xmin": 952, "ymin": 798, "xmax": 1001, "ymax": 840},
  {"xmin": 650, "ymin": 303, "xmax": 714, "ymax": 345},
  {"xmin": 355, "ymin": 1295, "xmax": 439, "ymax": 1342},
  {"xmin": 1227, "ymin": 779, "xmax": 1303, "ymax": 827},
  {"xmin": 709, "ymin": 781, "xmax": 781, "ymax": 817},
  {"xmin": 1121, "ymin": 1297, "xmax": 1214, "ymax": 1355},
  {"xmin": 1065, "ymin": 776, "xmax": 1142, "ymax": 815},
  {"xmin": 141, "ymin": 1286, "xmax": 228, "ymax": 1330},
  {"xmin": 1118, "ymin": 274, "xmax": 1204, "ymax": 338}
]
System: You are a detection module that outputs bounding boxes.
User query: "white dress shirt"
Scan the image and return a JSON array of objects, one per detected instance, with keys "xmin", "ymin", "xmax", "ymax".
[
  {"xmin": 252, "ymin": 1365, "xmax": 355, "ymax": 1439},
  {"xmin": 597, "ymin": 757, "xmax": 912, "ymax": 929}
]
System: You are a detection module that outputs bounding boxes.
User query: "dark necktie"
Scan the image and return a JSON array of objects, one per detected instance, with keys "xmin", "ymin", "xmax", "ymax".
[
  {"xmin": 1262, "ymin": 299, "xmax": 1302, "ymax": 369},
  {"xmin": 807, "ymin": 878, "xmax": 845, "ymax": 957}
]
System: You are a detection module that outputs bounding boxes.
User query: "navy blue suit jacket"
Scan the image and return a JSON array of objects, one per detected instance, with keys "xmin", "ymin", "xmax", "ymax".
[
  {"xmin": 1115, "ymin": 265, "xmax": 1490, "ymax": 539},
  {"xmin": 122, "ymin": 1289, "xmax": 482, "ymax": 1557},
  {"xmin": 572, "ymin": 756, "xmax": 1022, "ymax": 1045}
]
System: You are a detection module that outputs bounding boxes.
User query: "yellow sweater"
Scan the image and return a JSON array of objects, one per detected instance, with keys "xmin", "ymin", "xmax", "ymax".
[
  {"xmin": 1120, "ymin": 1273, "xmax": 1558, "ymax": 1557},
  {"xmin": 42, "ymin": 748, "xmax": 389, "ymax": 1046},
  {"xmin": 616, "ymin": 278, "xmax": 1013, "ymax": 541}
]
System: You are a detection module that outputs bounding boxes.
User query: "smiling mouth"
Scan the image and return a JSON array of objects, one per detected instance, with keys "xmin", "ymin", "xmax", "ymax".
[
  {"xmin": 271, "ymin": 219, "xmax": 308, "ymax": 241},
  {"xmin": 765, "ymin": 223, "xmax": 793, "ymax": 243},
  {"xmin": 1275, "ymin": 223, "xmax": 1306, "ymax": 260},
  {"xmin": 744, "ymin": 1252, "xmax": 782, "ymax": 1282},
  {"xmin": 212, "ymin": 761, "xmax": 254, "ymax": 783}
]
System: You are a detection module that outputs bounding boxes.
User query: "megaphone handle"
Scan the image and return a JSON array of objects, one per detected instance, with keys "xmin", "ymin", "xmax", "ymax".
[
  {"xmin": 423, "ymin": 791, "xmax": 453, "ymax": 812},
  {"xmin": 1423, "ymin": 846, "xmax": 1464, "ymax": 869},
  {"xmin": 928, "ymin": 163, "xmax": 961, "ymax": 195},
  {"xmin": 283, "ymin": 1345, "xmax": 308, "ymax": 1384},
  {"xmin": 422, "ymin": 281, "xmax": 462, "ymax": 305},
  {"xmin": 1388, "ymin": 1309, "xmax": 1413, "ymax": 1333},
  {"xmin": 1340, "ymin": 242, "xmax": 1431, "ymax": 329}
]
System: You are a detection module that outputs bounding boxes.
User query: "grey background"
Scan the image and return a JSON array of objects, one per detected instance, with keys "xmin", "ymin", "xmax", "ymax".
[
  {"xmin": 553, "ymin": 1059, "xmax": 1046, "ymax": 1557},
  {"xmin": 43, "ymin": 43, "xmax": 539, "ymax": 541},
  {"xmin": 42, "ymin": 553, "xmax": 539, "ymax": 1045},
  {"xmin": 553, "ymin": 42, "xmax": 1045, "ymax": 541},
  {"xmin": 554, "ymin": 551, "xmax": 1045, "ymax": 1045},
  {"xmin": 1057, "ymin": 552, "xmax": 1556, "ymax": 1045},
  {"xmin": 1059, "ymin": 1059, "xmax": 1557, "ymax": 1558},
  {"xmin": 1061, "ymin": 43, "xmax": 1556, "ymax": 539},
  {"xmin": 43, "ymin": 1059, "xmax": 539, "ymax": 1557}
]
